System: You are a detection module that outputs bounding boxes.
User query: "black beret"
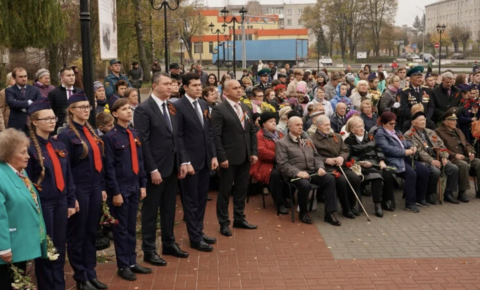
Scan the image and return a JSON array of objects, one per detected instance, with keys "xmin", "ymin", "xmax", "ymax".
[
  {"xmin": 411, "ymin": 111, "xmax": 425, "ymax": 121},
  {"xmin": 259, "ymin": 112, "xmax": 277, "ymax": 127}
]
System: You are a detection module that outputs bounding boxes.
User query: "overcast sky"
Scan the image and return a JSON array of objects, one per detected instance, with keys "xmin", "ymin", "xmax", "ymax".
[{"xmin": 202, "ymin": 0, "xmax": 439, "ymax": 27}]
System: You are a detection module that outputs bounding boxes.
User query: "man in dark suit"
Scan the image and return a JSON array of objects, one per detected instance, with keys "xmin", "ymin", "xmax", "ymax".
[
  {"xmin": 5, "ymin": 67, "xmax": 42, "ymax": 131},
  {"xmin": 48, "ymin": 67, "xmax": 78, "ymax": 133},
  {"xmin": 134, "ymin": 72, "xmax": 190, "ymax": 266},
  {"xmin": 211, "ymin": 80, "xmax": 258, "ymax": 236},
  {"xmin": 175, "ymin": 73, "xmax": 218, "ymax": 252}
]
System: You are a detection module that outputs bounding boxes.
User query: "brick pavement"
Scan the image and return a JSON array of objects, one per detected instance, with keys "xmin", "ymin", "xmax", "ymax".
[{"xmin": 63, "ymin": 189, "xmax": 480, "ymax": 290}]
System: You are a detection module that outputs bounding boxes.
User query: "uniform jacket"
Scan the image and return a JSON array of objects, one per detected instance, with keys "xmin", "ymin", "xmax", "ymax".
[
  {"xmin": 435, "ymin": 123, "xmax": 474, "ymax": 160},
  {"xmin": 211, "ymin": 100, "xmax": 258, "ymax": 165},
  {"xmin": 311, "ymin": 131, "xmax": 349, "ymax": 169},
  {"xmin": 250, "ymin": 130, "xmax": 283, "ymax": 184},
  {"xmin": 26, "ymin": 135, "xmax": 76, "ymax": 208},
  {"xmin": 104, "ymin": 125, "xmax": 147, "ymax": 196},
  {"xmin": 104, "ymin": 72, "xmax": 132, "ymax": 100},
  {"xmin": 5, "ymin": 85, "xmax": 42, "ymax": 130},
  {"xmin": 0, "ymin": 88, "xmax": 10, "ymax": 129},
  {"xmin": 48, "ymin": 85, "xmax": 80, "ymax": 132},
  {"xmin": 275, "ymin": 134, "xmax": 324, "ymax": 178},
  {"xmin": 374, "ymin": 126, "xmax": 412, "ymax": 173},
  {"xmin": 404, "ymin": 127, "xmax": 449, "ymax": 165},
  {"xmin": 254, "ymin": 82, "xmax": 271, "ymax": 93},
  {"xmin": 399, "ymin": 85, "xmax": 435, "ymax": 121},
  {"xmin": 0, "ymin": 163, "xmax": 47, "ymax": 264},
  {"xmin": 174, "ymin": 96, "xmax": 216, "ymax": 171},
  {"xmin": 133, "ymin": 96, "xmax": 189, "ymax": 177},
  {"xmin": 432, "ymin": 85, "xmax": 460, "ymax": 123}
]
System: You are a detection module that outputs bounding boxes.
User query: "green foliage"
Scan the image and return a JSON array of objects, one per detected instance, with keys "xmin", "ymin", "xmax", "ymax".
[{"xmin": 0, "ymin": 0, "xmax": 66, "ymax": 49}]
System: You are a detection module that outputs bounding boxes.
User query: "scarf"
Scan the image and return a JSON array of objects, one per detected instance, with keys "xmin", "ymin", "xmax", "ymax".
[
  {"xmin": 252, "ymin": 100, "xmax": 262, "ymax": 113},
  {"xmin": 388, "ymin": 85, "xmax": 398, "ymax": 94},
  {"xmin": 359, "ymin": 91, "xmax": 368, "ymax": 97},
  {"xmin": 263, "ymin": 128, "xmax": 280, "ymax": 142}
]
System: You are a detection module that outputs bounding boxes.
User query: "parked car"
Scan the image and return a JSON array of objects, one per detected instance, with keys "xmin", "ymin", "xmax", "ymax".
[
  {"xmin": 320, "ymin": 56, "xmax": 333, "ymax": 66},
  {"xmin": 421, "ymin": 53, "xmax": 435, "ymax": 62},
  {"xmin": 435, "ymin": 53, "xmax": 447, "ymax": 59},
  {"xmin": 451, "ymin": 53, "xmax": 465, "ymax": 59},
  {"xmin": 407, "ymin": 54, "xmax": 421, "ymax": 61},
  {"xmin": 399, "ymin": 53, "xmax": 407, "ymax": 59}
]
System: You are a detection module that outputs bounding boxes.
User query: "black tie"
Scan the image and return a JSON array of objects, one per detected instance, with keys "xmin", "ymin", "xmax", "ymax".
[
  {"xmin": 161, "ymin": 103, "xmax": 173, "ymax": 132},
  {"xmin": 193, "ymin": 100, "xmax": 204, "ymax": 127}
]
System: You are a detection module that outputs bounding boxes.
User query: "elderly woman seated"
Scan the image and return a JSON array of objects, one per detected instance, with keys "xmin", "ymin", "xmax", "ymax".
[
  {"xmin": 375, "ymin": 112, "xmax": 430, "ymax": 213},
  {"xmin": 359, "ymin": 99, "xmax": 378, "ymax": 132},
  {"xmin": 311, "ymin": 115, "xmax": 362, "ymax": 219},
  {"xmin": 344, "ymin": 117, "xmax": 396, "ymax": 217},
  {"xmin": 250, "ymin": 112, "xmax": 289, "ymax": 216}
]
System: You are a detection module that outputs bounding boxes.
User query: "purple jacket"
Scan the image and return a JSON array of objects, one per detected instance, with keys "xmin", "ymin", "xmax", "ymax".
[{"xmin": 33, "ymin": 82, "xmax": 55, "ymax": 98}]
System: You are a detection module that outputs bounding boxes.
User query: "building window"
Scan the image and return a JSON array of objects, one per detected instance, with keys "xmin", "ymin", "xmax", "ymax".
[
  {"xmin": 279, "ymin": 8, "xmax": 284, "ymax": 14},
  {"xmin": 194, "ymin": 42, "xmax": 203, "ymax": 54},
  {"xmin": 297, "ymin": 8, "xmax": 303, "ymax": 14},
  {"xmin": 247, "ymin": 25, "xmax": 253, "ymax": 29},
  {"xmin": 287, "ymin": 9, "xmax": 292, "ymax": 15},
  {"xmin": 298, "ymin": 19, "xmax": 302, "ymax": 25},
  {"xmin": 209, "ymin": 42, "xmax": 213, "ymax": 54},
  {"xmin": 287, "ymin": 19, "xmax": 292, "ymax": 26},
  {"xmin": 279, "ymin": 19, "xmax": 284, "ymax": 26}
]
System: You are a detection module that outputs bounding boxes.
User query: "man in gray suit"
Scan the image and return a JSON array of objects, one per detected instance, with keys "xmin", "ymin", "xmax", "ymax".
[{"xmin": 211, "ymin": 80, "xmax": 258, "ymax": 236}]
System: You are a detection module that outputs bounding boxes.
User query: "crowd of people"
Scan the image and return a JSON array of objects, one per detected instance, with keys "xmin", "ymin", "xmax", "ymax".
[{"xmin": 0, "ymin": 59, "xmax": 479, "ymax": 290}]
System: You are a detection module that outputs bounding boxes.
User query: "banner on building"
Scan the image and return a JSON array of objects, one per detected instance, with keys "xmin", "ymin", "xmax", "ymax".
[{"xmin": 98, "ymin": 0, "xmax": 118, "ymax": 60}]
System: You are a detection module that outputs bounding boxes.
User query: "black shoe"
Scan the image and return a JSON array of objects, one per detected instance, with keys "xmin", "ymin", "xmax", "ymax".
[
  {"xmin": 190, "ymin": 240, "xmax": 214, "ymax": 252},
  {"xmin": 117, "ymin": 268, "xmax": 137, "ymax": 281},
  {"xmin": 405, "ymin": 204, "xmax": 420, "ymax": 213},
  {"xmin": 427, "ymin": 195, "xmax": 437, "ymax": 205},
  {"xmin": 342, "ymin": 209, "xmax": 355, "ymax": 219},
  {"xmin": 95, "ymin": 237, "xmax": 110, "ymax": 251},
  {"xmin": 444, "ymin": 195, "xmax": 460, "ymax": 204},
  {"xmin": 381, "ymin": 200, "xmax": 392, "ymax": 211},
  {"xmin": 233, "ymin": 220, "xmax": 258, "ymax": 229},
  {"xmin": 202, "ymin": 234, "xmax": 217, "ymax": 245},
  {"xmin": 131, "ymin": 264, "xmax": 152, "ymax": 274},
  {"xmin": 361, "ymin": 188, "xmax": 371, "ymax": 196},
  {"xmin": 162, "ymin": 243, "xmax": 189, "ymax": 258},
  {"xmin": 143, "ymin": 252, "xmax": 167, "ymax": 266},
  {"xmin": 374, "ymin": 203, "xmax": 383, "ymax": 218},
  {"xmin": 284, "ymin": 200, "xmax": 292, "ymax": 208},
  {"xmin": 457, "ymin": 192, "xmax": 470, "ymax": 203},
  {"xmin": 277, "ymin": 205, "xmax": 288, "ymax": 215},
  {"xmin": 76, "ymin": 281, "xmax": 97, "ymax": 290},
  {"xmin": 89, "ymin": 278, "xmax": 108, "ymax": 289},
  {"xmin": 351, "ymin": 206, "xmax": 360, "ymax": 216},
  {"xmin": 324, "ymin": 213, "xmax": 341, "ymax": 226},
  {"xmin": 207, "ymin": 195, "xmax": 212, "ymax": 201},
  {"xmin": 416, "ymin": 200, "xmax": 429, "ymax": 207},
  {"xmin": 299, "ymin": 212, "xmax": 313, "ymax": 224},
  {"xmin": 220, "ymin": 224, "xmax": 232, "ymax": 236},
  {"xmin": 105, "ymin": 231, "xmax": 114, "ymax": 240}
]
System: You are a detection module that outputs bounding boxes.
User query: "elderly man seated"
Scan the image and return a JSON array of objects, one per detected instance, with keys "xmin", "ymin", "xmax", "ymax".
[
  {"xmin": 311, "ymin": 115, "xmax": 362, "ymax": 219},
  {"xmin": 330, "ymin": 102, "xmax": 347, "ymax": 133},
  {"xmin": 405, "ymin": 111, "xmax": 460, "ymax": 204},
  {"xmin": 276, "ymin": 116, "xmax": 341, "ymax": 226},
  {"xmin": 435, "ymin": 108, "xmax": 480, "ymax": 200}
]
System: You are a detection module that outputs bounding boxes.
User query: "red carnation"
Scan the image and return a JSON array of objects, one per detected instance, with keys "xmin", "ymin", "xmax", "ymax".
[
  {"xmin": 332, "ymin": 170, "xmax": 341, "ymax": 178},
  {"xmin": 340, "ymin": 132, "xmax": 345, "ymax": 135}
]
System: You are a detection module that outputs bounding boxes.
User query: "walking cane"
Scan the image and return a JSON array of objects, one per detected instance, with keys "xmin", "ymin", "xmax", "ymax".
[
  {"xmin": 436, "ymin": 149, "xmax": 443, "ymax": 205},
  {"xmin": 337, "ymin": 166, "xmax": 371, "ymax": 221}
]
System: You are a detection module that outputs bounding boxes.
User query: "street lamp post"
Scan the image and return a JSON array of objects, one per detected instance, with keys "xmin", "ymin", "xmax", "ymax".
[
  {"xmin": 179, "ymin": 38, "xmax": 183, "ymax": 68},
  {"xmin": 436, "ymin": 24, "xmax": 446, "ymax": 74},
  {"xmin": 220, "ymin": 6, "xmax": 247, "ymax": 78},
  {"xmin": 80, "ymin": 0, "xmax": 96, "ymax": 126},
  {"xmin": 209, "ymin": 22, "xmax": 227, "ymax": 81},
  {"xmin": 150, "ymin": 0, "xmax": 180, "ymax": 73}
]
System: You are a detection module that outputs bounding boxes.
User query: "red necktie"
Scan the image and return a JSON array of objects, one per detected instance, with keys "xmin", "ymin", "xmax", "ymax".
[
  {"xmin": 82, "ymin": 127, "xmax": 103, "ymax": 172},
  {"xmin": 126, "ymin": 129, "xmax": 139, "ymax": 175},
  {"xmin": 46, "ymin": 142, "xmax": 65, "ymax": 192}
]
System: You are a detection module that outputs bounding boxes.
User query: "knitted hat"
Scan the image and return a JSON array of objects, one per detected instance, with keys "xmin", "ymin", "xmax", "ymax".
[
  {"xmin": 278, "ymin": 106, "xmax": 292, "ymax": 119},
  {"xmin": 259, "ymin": 112, "xmax": 277, "ymax": 127},
  {"xmin": 35, "ymin": 68, "xmax": 50, "ymax": 81},
  {"xmin": 346, "ymin": 110, "xmax": 359, "ymax": 121},
  {"xmin": 94, "ymin": 81, "xmax": 104, "ymax": 92},
  {"xmin": 296, "ymin": 81, "xmax": 307, "ymax": 94}
]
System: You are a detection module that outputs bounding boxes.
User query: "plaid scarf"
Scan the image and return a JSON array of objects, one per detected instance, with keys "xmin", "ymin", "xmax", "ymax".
[{"xmin": 263, "ymin": 128, "xmax": 280, "ymax": 142}]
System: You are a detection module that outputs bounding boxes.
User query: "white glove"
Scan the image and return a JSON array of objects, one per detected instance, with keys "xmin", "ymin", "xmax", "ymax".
[
  {"xmin": 27, "ymin": 100, "xmax": 33, "ymax": 106},
  {"xmin": 393, "ymin": 102, "xmax": 400, "ymax": 109},
  {"xmin": 21, "ymin": 108, "xmax": 27, "ymax": 113}
]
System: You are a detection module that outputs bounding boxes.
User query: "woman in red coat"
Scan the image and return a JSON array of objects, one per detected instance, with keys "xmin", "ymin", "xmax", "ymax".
[{"xmin": 250, "ymin": 112, "xmax": 288, "ymax": 215}]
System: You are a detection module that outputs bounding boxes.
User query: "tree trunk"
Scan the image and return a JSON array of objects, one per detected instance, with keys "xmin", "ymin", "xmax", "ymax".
[
  {"xmin": 48, "ymin": 44, "xmax": 60, "ymax": 85},
  {"xmin": 134, "ymin": 0, "xmax": 150, "ymax": 82}
]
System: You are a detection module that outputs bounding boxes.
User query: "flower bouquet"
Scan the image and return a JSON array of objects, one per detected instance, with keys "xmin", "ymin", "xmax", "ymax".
[
  {"xmin": 10, "ymin": 264, "xmax": 36, "ymax": 290},
  {"xmin": 99, "ymin": 201, "xmax": 118, "ymax": 225},
  {"xmin": 46, "ymin": 235, "xmax": 59, "ymax": 261}
]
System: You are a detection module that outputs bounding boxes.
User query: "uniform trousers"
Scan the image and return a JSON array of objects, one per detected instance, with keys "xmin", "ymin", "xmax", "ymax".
[
  {"xmin": 180, "ymin": 166, "xmax": 210, "ymax": 243},
  {"xmin": 67, "ymin": 182, "xmax": 102, "ymax": 282},
  {"xmin": 35, "ymin": 196, "xmax": 68, "ymax": 290},
  {"xmin": 217, "ymin": 161, "xmax": 250, "ymax": 225},
  {"xmin": 452, "ymin": 158, "xmax": 480, "ymax": 192},
  {"xmin": 111, "ymin": 185, "xmax": 139, "ymax": 269},
  {"xmin": 397, "ymin": 159, "xmax": 429, "ymax": 207},
  {"xmin": 425, "ymin": 162, "xmax": 459, "ymax": 195},
  {"xmin": 291, "ymin": 173, "xmax": 338, "ymax": 214},
  {"xmin": 142, "ymin": 172, "xmax": 178, "ymax": 253}
]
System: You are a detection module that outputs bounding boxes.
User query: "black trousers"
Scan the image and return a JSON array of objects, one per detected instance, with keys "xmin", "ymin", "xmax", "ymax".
[
  {"xmin": 333, "ymin": 169, "xmax": 361, "ymax": 211},
  {"xmin": 0, "ymin": 261, "xmax": 27, "ymax": 289},
  {"xmin": 269, "ymin": 168, "xmax": 288, "ymax": 208},
  {"xmin": 292, "ymin": 174, "xmax": 338, "ymax": 214},
  {"xmin": 217, "ymin": 162, "xmax": 250, "ymax": 225},
  {"xmin": 142, "ymin": 172, "xmax": 178, "ymax": 253},
  {"xmin": 180, "ymin": 166, "xmax": 210, "ymax": 243},
  {"xmin": 365, "ymin": 170, "xmax": 395, "ymax": 204}
]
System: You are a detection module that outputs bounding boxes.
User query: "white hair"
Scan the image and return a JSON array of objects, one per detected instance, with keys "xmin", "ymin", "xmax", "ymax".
[
  {"xmin": 315, "ymin": 115, "xmax": 330, "ymax": 126},
  {"xmin": 442, "ymin": 72, "xmax": 454, "ymax": 80},
  {"xmin": 287, "ymin": 116, "xmax": 302, "ymax": 127}
]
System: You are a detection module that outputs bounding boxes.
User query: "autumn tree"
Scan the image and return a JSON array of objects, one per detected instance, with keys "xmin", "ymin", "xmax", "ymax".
[
  {"xmin": 302, "ymin": 5, "xmax": 328, "ymax": 57},
  {"xmin": 177, "ymin": 4, "xmax": 208, "ymax": 61},
  {"xmin": 364, "ymin": 0, "xmax": 398, "ymax": 56},
  {"xmin": 459, "ymin": 27, "xmax": 471, "ymax": 53}
]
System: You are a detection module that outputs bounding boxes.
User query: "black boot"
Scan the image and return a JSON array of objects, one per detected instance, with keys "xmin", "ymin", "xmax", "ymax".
[
  {"xmin": 299, "ymin": 212, "xmax": 313, "ymax": 224},
  {"xmin": 374, "ymin": 203, "xmax": 383, "ymax": 218},
  {"xmin": 277, "ymin": 204, "xmax": 288, "ymax": 215}
]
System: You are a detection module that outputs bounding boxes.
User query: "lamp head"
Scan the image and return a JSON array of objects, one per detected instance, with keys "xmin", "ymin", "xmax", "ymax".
[
  {"xmin": 239, "ymin": 7, "xmax": 247, "ymax": 15},
  {"xmin": 209, "ymin": 22, "xmax": 214, "ymax": 29},
  {"xmin": 221, "ymin": 7, "xmax": 229, "ymax": 18}
]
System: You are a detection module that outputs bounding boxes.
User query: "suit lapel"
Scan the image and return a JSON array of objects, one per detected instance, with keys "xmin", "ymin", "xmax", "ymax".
[
  {"xmin": 181, "ymin": 97, "xmax": 203, "ymax": 130},
  {"xmin": 13, "ymin": 86, "xmax": 24, "ymax": 100},
  {"xmin": 148, "ymin": 97, "xmax": 172, "ymax": 135},
  {"xmin": 224, "ymin": 101, "xmax": 245, "ymax": 131}
]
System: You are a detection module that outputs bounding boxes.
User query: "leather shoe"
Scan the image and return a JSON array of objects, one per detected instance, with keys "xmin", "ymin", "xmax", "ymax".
[
  {"xmin": 277, "ymin": 205, "xmax": 288, "ymax": 215},
  {"xmin": 191, "ymin": 240, "xmax": 213, "ymax": 252},
  {"xmin": 416, "ymin": 200, "xmax": 429, "ymax": 207},
  {"xmin": 202, "ymin": 234, "xmax": 217, "ymax": 244},
  {"xmin": 342, "ymin": 209, "xmax": 355, "ymax": 219},
  {"xmin": 233, "ymin": 220, "xmax": 258, "ymax": 229},
  {"xmin": 299, "ymin": 212, "xmax": 313, "ymax": 224},
  {"xmin": 381, "ymin": 200, "xmax": 394, "ymax": 211},
  {"xmin": 427, "ymin": 194, "xmax": 437, "ymax": 205},
  {"xmin": 220, "ymin": 224, "xmax": 232, "ymax": 236},
  {"xmin": 89, "ymin": 278, "xmax": 108, "ymax": 289},
  {"xmin": 76, "ymin": 281, "xmax": 97, "ymax": 290},
  {"xmin": 143, "ymin": 252, "xmax": 167, "ymax": 266},
  {"xmin": 117, "ymin": 268, "xmax": 137, "ymax": 281},
  {"xmin": 457, "ymin": 192, "xmax": 469, "ymax": 203},
  {"xmin": 374, "ymin": 203, "xmax": 383, "ymax": 218},
  {"xmin": 351, "ymin": 206, "xmax": 360, "ymax": 216},
  {"xmin": 131, "ymin": 264, "xmax": 152, "ymax": 274},
  {"xmin": 444, "ymin": 195, "xmax": 460, "ymax": 204},
  {"xmin": 324, "ymin": 213, "xmax": 341, "ymax": 226},
  {"xmin": 163, "ymin": 243, "xmax": 189, "ymax": 258}
]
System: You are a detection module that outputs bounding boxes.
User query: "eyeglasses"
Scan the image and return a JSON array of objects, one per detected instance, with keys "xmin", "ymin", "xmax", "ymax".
[
  {"xmin": 387, "ymin": 122, "xmax": 396, "ymax": 125},
  {"xmin": 36, "ymin": 117, "xmax": 58, "ymax": 123},
  {"xmin": 72, "ymin": 105, "xmax": 93, "ymax": 111}
]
